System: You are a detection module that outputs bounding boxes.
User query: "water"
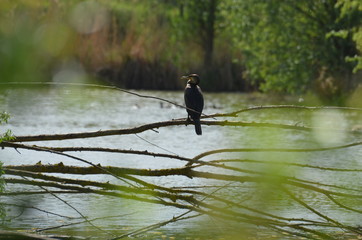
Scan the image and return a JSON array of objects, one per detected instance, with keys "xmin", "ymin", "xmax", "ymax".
[{"xmin": 0, "ymin": 86, "xmax": 361, "ymax": 239}]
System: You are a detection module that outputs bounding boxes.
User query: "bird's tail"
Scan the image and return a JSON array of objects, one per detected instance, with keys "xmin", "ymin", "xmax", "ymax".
[{"xmin": 194, "ymin": 118, "xmax": 202, "ymax": 135}]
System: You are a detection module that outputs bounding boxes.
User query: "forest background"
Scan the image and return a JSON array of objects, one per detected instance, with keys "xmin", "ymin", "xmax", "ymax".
[{"xmin": 0, "ymin": 0, "xmax": 362, "ymax": 104}]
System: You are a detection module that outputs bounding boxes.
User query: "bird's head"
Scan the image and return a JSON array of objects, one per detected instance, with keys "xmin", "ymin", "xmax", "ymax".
[{"xmin": 181, "ymin": 74, "xmax": 200, "ymax": 85}]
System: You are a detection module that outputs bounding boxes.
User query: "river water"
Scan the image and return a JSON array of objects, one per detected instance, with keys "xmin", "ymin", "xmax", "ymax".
[{"xmin": 0, "ymin": 85, "xmax": 361, "ymax": 239}]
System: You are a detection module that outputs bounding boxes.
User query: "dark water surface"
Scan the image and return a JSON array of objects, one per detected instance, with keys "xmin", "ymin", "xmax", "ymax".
[{"xmin": 0, "ymin": 86, "xmax": 361, "ymax": 239}]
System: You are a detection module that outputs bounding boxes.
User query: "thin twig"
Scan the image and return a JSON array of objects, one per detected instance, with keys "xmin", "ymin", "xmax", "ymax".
[
  {"xmin": 211, "ymin": 159, "xmax": 362, "ymax": 172},
  {"xmin": 191, "ymin": 142, "xmax": 362, "ymax": 160},
  {"xmin": 207, "ymin": 105, "xmax": 362, "ymax": 118},
  {"xmin": 36, "ymin": 213, "xmax": 136, "ymax": 233},
  {"xmin": 20, "ymin": 176, "xmax": 113, "ymax": 237},
  {"xmin": 0, "ymin": 81, "xmax": 215, "ymax": 118}
]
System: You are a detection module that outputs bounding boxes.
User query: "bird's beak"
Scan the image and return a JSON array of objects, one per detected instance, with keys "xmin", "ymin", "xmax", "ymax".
[{"xmin": 181, "ymin": 76, "xmax": 189, "ymax": 81}]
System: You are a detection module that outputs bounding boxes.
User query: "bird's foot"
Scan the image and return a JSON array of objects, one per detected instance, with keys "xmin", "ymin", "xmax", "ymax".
[{"xmin": 185, "ymin": 116, "xmax": 192, "ymax": 126}]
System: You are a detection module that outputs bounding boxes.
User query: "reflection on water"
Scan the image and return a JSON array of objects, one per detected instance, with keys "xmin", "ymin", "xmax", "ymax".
[{"xmin": 0, "ymin": 86, "xmax": 361, "ymax": 239}]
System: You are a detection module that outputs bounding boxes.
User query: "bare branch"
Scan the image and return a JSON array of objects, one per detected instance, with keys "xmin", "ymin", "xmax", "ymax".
[
  {"xmin": 207, "ymin": 104, "xmax": 362, "ymax": 118},
  {"xmin": 2, "ymin": 120, "xmax": 315, "ymax": 143}
]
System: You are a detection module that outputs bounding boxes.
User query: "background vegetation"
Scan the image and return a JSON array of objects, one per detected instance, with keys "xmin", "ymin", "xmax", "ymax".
[
  {"xmin": 0, "ymin": 112, "xmax": 13, "ymax": 222},
  {"xmin": 0, "ymin": 0, "xmax": 361, "ymax": 103}
]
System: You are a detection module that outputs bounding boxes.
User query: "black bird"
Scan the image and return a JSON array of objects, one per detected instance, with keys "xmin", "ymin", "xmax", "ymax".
[{"xmin": 183, "ymin": 74, "xmax": 204, "ymax": 135}]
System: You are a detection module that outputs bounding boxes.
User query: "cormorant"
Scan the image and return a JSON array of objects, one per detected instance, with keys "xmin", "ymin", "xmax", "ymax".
[{"xmin": 182, "ymin": 74, "xmax": 204, "ymax": 135}]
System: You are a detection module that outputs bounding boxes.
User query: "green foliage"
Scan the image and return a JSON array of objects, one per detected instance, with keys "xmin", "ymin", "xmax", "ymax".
[
  {"xmin": 0, "ymin": 1, "xmax": 75, "ymax": 84},
  {"xmin": 0, "ymin": 111, "xmax": 11, "ymax": 221},
  {"xmin": 0, "ymin": 160, "xmax": 4, "ymax": 220},
  {"xmin": 226, "ymin": 0, "xmax": 361, "ymax": 101},
  {"xmin": 0, "ymin": 0, "xmax": 361, "ymax": 97},
  {"xmin": 0, "ymin": 129, "xmax": 15, "ymax": 143},
  {"xmin": 172, "ymin": 0, "xmax": 220, "ymax": 64},
  {"xmin": 0, "ymin": 112, "xmax": 10, "ymax": 125},
  {"xmin": 0, "ymin": 112, "xmax": 14, "ymax": 143},
  {"xmin": 337, "ymin": 0, "xmax": 362, "ymax": 72}
]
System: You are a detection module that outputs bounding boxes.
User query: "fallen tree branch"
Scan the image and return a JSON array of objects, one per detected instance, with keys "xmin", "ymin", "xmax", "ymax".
[
  {"xmin": 3, "ymin": 144, "xmax": 191, "ymax": 162},
  {"xmin": 1, "ymin": 142, "xmax": 143, "ymax": 188},
  {"xmin": 3, "ymin": 170, "xmax": 196, "ymax": 204},
  {"xmin": 5, "ymin": 164, "xmax": 362, "ymax": 199},
  {"xmin": 1, "ymin": 93, "xmax": 361, "ymax": 238},
  {"xmin": 5, "ymin": 168, "xmax": 329, "ymax": 230},
  {"xmin": 4, "ymin": 165, "xmax": 194, "ymax": 177},
  {"xmin": 0, "ymin": 231, "xmax": 75, "ymax": 240},
  {"xmin": 3, "ymin": 120, "xmax": 318, "ymax": 143}
]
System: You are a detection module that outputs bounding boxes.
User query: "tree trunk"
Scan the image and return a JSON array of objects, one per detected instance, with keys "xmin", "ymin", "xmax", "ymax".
[{"xmin": 203, "ymin": 0, "xmax": 217, "ymax": 67}]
